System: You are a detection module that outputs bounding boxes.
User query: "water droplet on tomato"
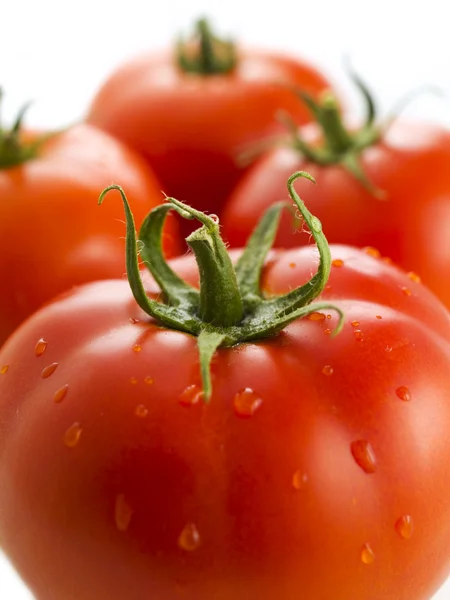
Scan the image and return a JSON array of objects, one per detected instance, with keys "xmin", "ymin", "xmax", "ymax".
[
  {"xmin": 308, "ymin": 312, "xmax": 326, "ymax": 321},
  {"xmin": 289, "ymin": 262, "xmax": 296, "ymax": 269},
  {"xmin": 135, "ymin": 404, "xmax": 149, "ymax": 418},
  {"xmin": 351, "ymin": 439, "xmax": 377, "ymax": 474},
  {"xmin": 64, "ymin": 422, "xmax": 82, "ymax": 448},
  {"xmin": 178, "ymin": 523, "xmax": 201, "ymax": 551},
  {"xmin": 332, "ymin": 258, "xmax": 344, "ymax": 267},
  {"xmin": 396, "ymin": 386, "xmax": 411, "ymax": 402},
  {"xmin": 54, "ymin": 384, "xmax": 69, "ymax": 403},
  {"xmin": 132, "ymin": 344, "xmax": 142, "ymax": 353},
  {"xmin": 0, "ymin": 364, "xmax": 9, "ymax": 374},
  {"xmin": 322, "ymin": 365, "xmax": 334, "ymax": 376},
  {"xmin": 324, "ymin": 328, "xmax": 332, "ymax": 335},
  {"xmin": 144, "ymin": 376, "xmax": 154, "ymax": 385},
  {"xmin": 376, "ymin": 315, "xmax": 382, "ymax": 320},
  {"xmin": 363, "ymin": 246, "xmax": 381, "ymax": 258},
  {"xmin": 115, "ymin": 494, "xmax": 133, "ymax": 532},
  {"xmin": 407, "ymin": 272, "xmax": 421, "ymax": 283},
  {"xmin": 354, "ymin": 329, "xmax": 364, "ymax": 342},
  {"xmin": 41, "ymin": 362, "xmax": 58, "ymax": 378},
  {"xmin": 361, "ymin": 543, "xmax": 375, "ymax": 564},
  {"xmin": 233, "ymin": 388, "xmax": 263, "ymax": 418},
  {"xmin": 129, "ymin": 317, "xmax": 140, "ymax": 324},
  {"xmin": 385, "ymin": 345, "xmax": 393, "ymax": 353},
  {"xmin": 130, "ymin": 377, "xmax": 138, "ymax": 385},
  {"xmin": 34, "ymin": 338, "xmax": 48, "ymax": 357},
  {"xmin": 292, "ymin": 470, "xmax": 308, "ymax": 490},
  {"xmin": 395, "ymin": 515, "xmax": 414, "ymax": 539},
  {"xmin": 401, "ymin": 287, "xmax": 412, "ymax": 297},
  {"xmin": 351, "ymin": 321, "xmax": 360, "ymax": 328},
  {"xmin": 180, "ymin": 384, "xmax": 203, "ymax": 407}
]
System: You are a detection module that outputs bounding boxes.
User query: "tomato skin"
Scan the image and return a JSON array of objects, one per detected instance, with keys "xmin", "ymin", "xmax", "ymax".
[
  {"xmin": 222, "ymin": 119, "xmax": 450, "ymax": 307},
  {"xmin": 1, "ymin": 246, "xmax": 450, "ymax": 599},
  {"xmin": 0, "ymin": 123, "xmax": 180, "ymax": 344},
  {"xmin": 86, "ymin": 49, "xmax": 333, "ymax": 221}
]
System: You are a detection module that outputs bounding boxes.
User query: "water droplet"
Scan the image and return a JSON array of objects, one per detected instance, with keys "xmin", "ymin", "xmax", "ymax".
[
  {"xmin": 332, "ymin": 258, "xmax": 344, "ymax": 267},
  {"xmin": 54, "ymin": 384, "xmax": 69, "ymax": 403},
  {"xmin": 351, "ymin": 439, "xmax": 377, "ymax": 474},
  {"xmin": 308, "ymin": 312, "xmax": 326, "ymax": 322},
  {"xmin": 376, "ymin": 315, "xmax": 382, "ymax": 319},
  {"xmin": 178, "ymin": 523, "xmax": 201, "ymax": 551},
  {"xmin": 180, "ymin": 384, "xmax": 203, "ymax": 407},
  {"xmin": 292, "ymin": 470, "xmax": 308, "ymax": 490},
  {"xmin": 361, "ymin": 543, "xmax": 375, "ymax": 564},
  {"xmin": 64, "ymin": 422, "xmax": 82, "ymax": 448},
  {"xmin": 395, "ymin": 515, "xmax": 414, "ymax": 540},
  {"xmin": 129, "ymin": 317, "xmax": 140, "ymax": 324},
  {"xmin": 401, "ymin": 287, "xmax": 412, "ymax": 297},
  {"xmin": 34, "ymin": 338, "xmax": 48, "ymax": 357},
  {"xmin": 289, "ymin": 262, "xmax": 296, "ymax": 269},
  {"xmin": 326, "ymin": 314, "xmax": 332, "ymax": 319},
  {"xmin": 325, "ymin": 285, "xmax": 333, "ymax": 292},
  {"xmin": 396, "ymin": 386, "xmax": 411, "ymax": 402},
  {"xmin": 209, "ymin": 214, "xmax": 219, "ymax": 224},
  {"xmin": 41, "ymin": 362, "xmax": 59, "ymax": 378},
  {"xmin": 132, "ymin": 344, "xmax": 142, "ymax": 353},
  {"xmin": 322, "ymin": 365, "xmax": 334, "ymax": 376},
  {"xmin": 385, "ymin": 345, "xmax": 393, "ymax": 353},
  {"xmin": 130, "ymin": 377, "xmax": 138, "ymax": 385},
  {"xmin": 233, "ymin": 388, "xmax": 263, "ymax": 418},
  {"xmin": 354, "ymin": 329, "xmax": 364, "ymax": 342},
  {"xmin": 144, "ymin": 376, "xmax": 154, "ymax": 385},
  {"xmin": 363, "ymin": 246, "xmax": 381, "ymax": 258},
  {"xmin": 407, "ymin": 272, "xmax": 421, "ymax": 283},
  {"xmin": 135, "ymin": 404, "xmax": 149, "ymax": 418},
  {"xmin": 115, "ymin": 494, "xmax": 133, "ymax": 532},
  {"xmin": 324, "ymin": 328, "xmax": 332, "ymax": 335},
  {"xmin": 351, "ymin": 321, "xmax": 360, "ymax": 328},
  {"xmin": 0, "ymin": 364, "xmax": 9, "ymax": 374},
  {"xmin": 310, "ymin": 216, "xmax": 322, "ymax": 233}
]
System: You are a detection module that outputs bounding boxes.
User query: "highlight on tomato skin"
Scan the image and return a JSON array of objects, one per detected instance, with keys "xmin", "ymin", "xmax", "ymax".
[
  {"xmin": 86, "ymin": 18, "xmax": 338, "ymax": 227},
  {"xmin": 2, "ymin": 174, "xmax": 450, "ymax": 600},
  {"xmin": 0, "ymin": 95, "xmax": 181, "ymax": 345}
]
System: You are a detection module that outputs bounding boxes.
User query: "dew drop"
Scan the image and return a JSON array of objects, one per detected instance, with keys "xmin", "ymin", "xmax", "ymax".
[
  {"xmin": 54, "ymin": 384, "xmax": 69, "ymax": 403},
  {"xmin": 395, "ymin": 515, "xmax": 414, "ymax": 540},
  {"xmin": 354, "ymin": 329, "xmax": 364, "ymax": 342},
  {"xmin": 144, "ymin": 376, "xmax": 154, "ymax": 385},
  {"xmin": 132, "ymin": 344, "xmax": 142, "ymax": 353},
  {"xmin": 292, "ymin": 470, "xmax": 308, "ymax": 490},
  {"xmin": 396, "ymin": 386, "xmax": 411, "ymax": 402},
  {"xmin": 129, "ymin": 317, "xmax": 140, "ymax": 324},
  {"xmin": 407, "ymin": 272, "xmax": 421, "ymax": 284},
  {"xmin": 308, "ymin": 312, "xmax": 326, "ymax": 322},
  {"xmin": 401, "ymin": 287, "xmax": 412, "ymax": 297},
  {"xmin": 178, "ymin": 523, "xmax": 201, "ymax": 551},
  {"xmin": 385, "ymin": 345, "xmax": 393, "ymax": 353},
  {"xmin": 332, "ymin": 258, "xmax": 344, "ymax": 267},
  {"xmin": 115, "ymin": 494, "xmax": 133, "ymax": 532},
  {"xmin": 41, "ymin": 362, "xmax": 59, "ymax": 378},
  {"xmin": 34, "ymin": 338, "xmax": 48, "ymax": 357},
  {"xmin": 326, "ymin": 314, "xmax": 332, "ymax": 319},
  {"xmin": 64, "ymin": 422, "xmax": 82, "ymax": 448},
  {"xmin": 289, "ymin": 262, "xmax": 296, "ymax": 269},
  {"xmin": 322, "ymin": 365, "xmax": 334, "ymax": 376},
  {"xmin": 130, "ymin": 376, "xmax": 138, "ymax": 385},
  {"xmin": 180, "ymin": 384, "xmax": 203, "ymax": 407},
  {"xmin": 135, "ymin": 404, "xmax": 149, "ymax": 418},
  {"xmin": 324, "ymin": 328, "xmax": 332, "ymax": 335},
  {"xmin": 233, "ymin": 388, "xmax": 263, "ymax": 418},
  {"xmin": 361, "ymin": 543, "xmax": 375, "ymax": 564},
  {"xmin": 351, "ymin": 321, "xmax": 360, "ymax": 328},
  {"xmin": 351, "ymin": 439, "xmax": 377, "ymax": 474},
  {"xmin": 376, "ymin": 315, "xmax": 382, "ymax": 319},
  {"xmin": 363, "ymin": 246, "xmax": 381, "ymax": 258},
  {"xmin": 0, "ymin": 364, "xmax": 9, "ymax": 374}
]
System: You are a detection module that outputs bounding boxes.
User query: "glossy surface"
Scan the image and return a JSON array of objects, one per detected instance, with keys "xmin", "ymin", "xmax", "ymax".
[{"xmin": 1, "ymin": 245, "xmax": 450, "ymax": 599}]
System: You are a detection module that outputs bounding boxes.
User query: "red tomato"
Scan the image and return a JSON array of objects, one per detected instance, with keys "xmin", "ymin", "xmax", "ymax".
[
  {"xmin": 222, "ymin": 107, "xmax": 450, "ymax": 308},
  {"xmin": 0, "ymin": 122, "xmax": 180, "ymax": 344},
  {"xmin": 86, "ymin": 20, "xmax": 334, "ymax": 225},
  {"xmin": 1, "ymin": 238, "xmax": 450, "ymax": 597}
]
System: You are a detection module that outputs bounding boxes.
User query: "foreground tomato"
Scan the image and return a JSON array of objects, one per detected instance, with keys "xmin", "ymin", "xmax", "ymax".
[
  {"xmin": 0, "ymin": 105, "xmax": 180, "ymax": 344},
  {"xmin": 1, "ymin": 173, "xmax": 450, "ymax": 600},
  {"xmin": 86, "ymin": 19, "xmax": 334, "ymax": 225},
  {"xmin": 221, "ymin": 81, "xmax": 450, "ymax": 307}
]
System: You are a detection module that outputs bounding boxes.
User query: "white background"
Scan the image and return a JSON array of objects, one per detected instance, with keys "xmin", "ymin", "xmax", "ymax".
[{"xmin": 1, "ymin": 0, "xmax": 450, "ymax": 598}]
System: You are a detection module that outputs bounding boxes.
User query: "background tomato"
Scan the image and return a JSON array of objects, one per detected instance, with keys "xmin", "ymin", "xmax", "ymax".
[
  {"xmin": 222, "ymin": 115, "xmax": 450, "ymax": 308},
  {"xmin": 1, "ymin": 240, "xmax": 450, "ymax": 600},
  {"xmin": 86, "ymin": 20, "xmax": 335, "ymax": 228},
  {"xmin": 0, "ymin": 122, "xmax": 180, "ymax": 345}
]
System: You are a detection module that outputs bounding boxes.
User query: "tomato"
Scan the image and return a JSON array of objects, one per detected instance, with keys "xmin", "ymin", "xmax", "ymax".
[
  {"xmin": 0, "ymin": 120, "xmax": 180, "ymax": 344},
  {"xmin": 1, "ymin": 173, "xmax": 450, "ymax": 600},
  {"xmin": 86, "ymin": 19, "xmax": 334, "ymax": 227},
  {"xmin": 221, "ymin": 86, "xmax": 450, "ymax": 308}
]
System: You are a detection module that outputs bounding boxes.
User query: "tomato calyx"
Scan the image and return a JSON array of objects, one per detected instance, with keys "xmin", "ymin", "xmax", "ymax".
[
  {"xmin": 0, "ymin": 89, "xmax": 46, "ymax": 169},
  {"xmin": 99, "ymin": 171, "xmax": 344, "ymax": 399},
  {"xmin": 177, "ymin": 18, "xmax": 237, "ymax": 76}
]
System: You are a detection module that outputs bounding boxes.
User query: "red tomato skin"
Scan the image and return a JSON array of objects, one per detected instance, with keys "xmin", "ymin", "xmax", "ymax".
[
  {"xmin": 0, "ymin": 123, "xmax": 180, "ymax": 344},
  {"xmin": 86, "ymin": 49, "xmax": 334, "ymax": 220},
  {"xmin": 222, "ymin": 119, "xmax": 450, "ymax": 308},
  {"xmin": 1, "ymin": 246, "xmax": 450, "ymax": 600}
]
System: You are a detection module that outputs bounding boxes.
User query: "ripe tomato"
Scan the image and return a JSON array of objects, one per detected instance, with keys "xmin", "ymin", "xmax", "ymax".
[
  {"xmin": 221, "ymin": 90, "xmax": 450, "ymax": 308},
  {"xmin": 86, "ymin": 19, "xmax": 334, "ymax": 225},
  {"xmin": 0, "ymin": 121, "xmax": 180, "ymax": 344},
  {"xmin": 1, "ymin": 174, "xmax": 450, "ymax": 600}
]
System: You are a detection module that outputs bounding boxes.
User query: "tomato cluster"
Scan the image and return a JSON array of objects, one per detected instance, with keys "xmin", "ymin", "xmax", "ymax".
[{"xmin": 1, "ymin": 18, "xmax": 450, "ymax": 600}]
